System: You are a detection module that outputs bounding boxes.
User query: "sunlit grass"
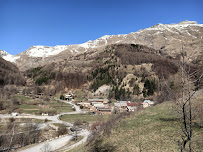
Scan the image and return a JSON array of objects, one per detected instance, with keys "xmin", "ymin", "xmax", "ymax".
[
  {"xmin": 60, "ymin": 113, "xmax": 109, "ymax": 123},
  {"xmin": 69, "ymin": 101, "xmax": 203, "ymax": 152}
]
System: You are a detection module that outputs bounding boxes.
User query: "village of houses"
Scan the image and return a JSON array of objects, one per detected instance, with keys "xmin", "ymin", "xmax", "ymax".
[
  {"xmin": 65, "ymin": 92, "xmax": 154, "ymax": 115},
  {"xmin": 10, "ymin": 91, "xmax": 155, "ymax": 117}
]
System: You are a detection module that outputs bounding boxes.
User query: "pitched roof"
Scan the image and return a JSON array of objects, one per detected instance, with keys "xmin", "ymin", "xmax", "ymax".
[
  {"xmin": 114, "ymin": 102, "xmax": 127, "ymax": 107},
  {"xmin": 142, "ymin": 100, "xmax": 154, "ymax": 105},
  {"xmin": 94, "ymin": 103, "xmax": 105, "ymax": 108},
  {"xmin": 88, "ymin": 99, "xmax": 104, "ymax": 102},
  {"xmin": 127, "ymin": 106, "xmax": 137, "ymax": 110},
  {"xmin": 117, "ymin": 101, "xmax": 131, "ymax": 103},
  {"xmin": 127, "ymin": 102, "xmax": 137, "ymax": 106}
]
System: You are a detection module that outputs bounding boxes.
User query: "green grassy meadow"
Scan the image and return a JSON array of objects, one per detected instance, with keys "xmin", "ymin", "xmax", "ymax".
[
  {"xmin": 68, "ymin": 101, "xmax": 203, "ymax": 152},
  {"xmin": 60, "ymin": 113, "xmax": 109, "ymax": 123},
  {"xmin": 16, "ymin": 95, "xmax": 73, "ymax": 115}
]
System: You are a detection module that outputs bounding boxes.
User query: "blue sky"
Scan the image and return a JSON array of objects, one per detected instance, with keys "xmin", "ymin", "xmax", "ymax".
[{"xmin": 0, "ymin": 0, "xmax": 202, "ymax": 55}]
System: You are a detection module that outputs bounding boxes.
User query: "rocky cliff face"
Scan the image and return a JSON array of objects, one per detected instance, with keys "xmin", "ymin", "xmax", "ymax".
[{"xmin": 1, "ymin": 21, "xmax": 202, "ymax": 70}]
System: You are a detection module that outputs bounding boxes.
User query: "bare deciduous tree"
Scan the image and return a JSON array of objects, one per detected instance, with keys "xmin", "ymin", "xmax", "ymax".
[
  {"xmin": 177, "ymin": 49, "xmax": 202, "ymax": 152},
  {"xmin": 7, "ymin": 121, "xmax": 16, "ymax": 152}
]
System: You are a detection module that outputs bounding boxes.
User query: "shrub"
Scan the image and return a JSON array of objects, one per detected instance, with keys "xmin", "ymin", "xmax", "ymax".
[
  {"xmin": 60, "ymin": 95, "xmax": 65, "ymax": 100},
  {"xmin": 74, "ymin": 120, "xmax": 83, "ymax": 126},
  {"xmin": 90, "ymin": 138, "xmax": 115, "ymax": 152},
  {"xmin": 129, "ymin": 78, "xmax": 136, "ymax": 87},
  {"xmin": 47, "ymin": 109, "xmax": 56, "ymax": 116},
  {"xmin": 57, "ymin": 124, "xmax": 68, "ymax": 136},
  {"xmin": 142, "ymin": 79, "xmax": 156, "ymax": 96},
  {"xmin": 133, "ymin": 84, "xmax": 140, "ymax": 95}
]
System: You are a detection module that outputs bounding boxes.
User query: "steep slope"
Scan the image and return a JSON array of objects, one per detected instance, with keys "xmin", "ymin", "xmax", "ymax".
[
  {"xmin": 0, "ymin": 56, "xmax": 25, "ymax": 86},
  {"xmin": 87, "ymin": 44, "xmax": 180, "ymax": 100},
  {"xmin": 2, "ymin": 21, "xmax": 203, "ymax": 71},
  {"xmin": 24, "ymin": 44, "xmax": 181, "ymax": 99}
]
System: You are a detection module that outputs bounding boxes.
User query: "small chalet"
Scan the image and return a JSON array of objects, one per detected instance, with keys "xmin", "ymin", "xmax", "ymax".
[
  {"xmin": 127, "ymin": 102, "xmax": 137, "ymax": 112},
  {"xmin": 65, "ymin": 91, "xmax": 74, "ymax": 100},
  {"xmin": 142, "ymin": 100, "xmax": 154, "ymax": 108},
  {"xmin": 93, "ymin": 103, "xmax": 105, "ymax": 108},
  {"xmin": 77, "ymin": 102, "xmax": 91, "ymax": 108},
  {"xmin": 114, "ymin": 101, "xmax": 131, "ymax": 112},
  {"xmin": 114, "ymin": 101, "xmax": 130, "ymax": 108},
  {"xmin": 88, "ymin": 99, "xmax": 110, "ymax": 114}
]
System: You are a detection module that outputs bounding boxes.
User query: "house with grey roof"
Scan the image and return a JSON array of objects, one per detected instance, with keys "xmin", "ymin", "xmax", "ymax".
[{"xmin": 142, "ymin": 100, "xmax": 154, "ymax": 108}]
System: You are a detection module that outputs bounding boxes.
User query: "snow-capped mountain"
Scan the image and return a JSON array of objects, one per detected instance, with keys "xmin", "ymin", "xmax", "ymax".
[
  {"xmin": 141, "ymin": 21, "xmax": 202, "ymax": 32},
  {"xmin": 1, "ymin": 21, "xmax": 203, "ymax": 70},
  {"xmin": 0, "ymin": 50, "xmax": 20, "ymax": 63},
  {"xmin": 0, "ymin": 50, "xmax": 9, "ymax": 57},
  {"xmin": 23, "ymin": 45, "xmax": 70, "ymax": 58}
]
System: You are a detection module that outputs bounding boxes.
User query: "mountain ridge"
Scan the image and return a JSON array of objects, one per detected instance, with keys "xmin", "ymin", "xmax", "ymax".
[{"xmin": 1, "ymin": 20, "xmax": 202, "ymax": 70}]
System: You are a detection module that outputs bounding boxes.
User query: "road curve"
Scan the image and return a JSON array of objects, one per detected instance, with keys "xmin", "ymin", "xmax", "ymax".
[
  {"xmin": 19, "ymin": 129, "xmax": 90, "ymax": 152},
  {"xmin": 0, "ymin": 100, "xmax": 90, "ymax": 152}
]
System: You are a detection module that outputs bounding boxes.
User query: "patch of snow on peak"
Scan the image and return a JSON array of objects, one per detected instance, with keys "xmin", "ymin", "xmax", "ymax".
[
  {"xmin": 0, "ymin": 50, "xmax": 9, "ymax": 57},
  {"xmin": 178, "ymin": 21, "xmax": 198, "ymax": 25},
  {"xmin": 99, "ymin": 35, "xmax": 111, "ymax": 45},
  {"xmin": 26, "ymin": 45, "xmax": 69, "ymax": 57},
  {"xmin": 100, "ymin": 35, "xmax": 111, "ymax": 40},
  {"xmin": 144, "ymin": 21, "xmax": 203, "ymax": 33},
  {"xmin": 78, "ymin": 34, "xmax": 129, "ymax": 49},
  {"xmin": 79, "ymin": 35, "xmax": 112, "ymax": 49},
  {"xmin": 117, "ymin": 34, "xmax": 127, "ymax": 37},
  {"xmin": 3, "ymin": 54, "xmax": 20, "ymax": 63},
  {"xmin": 79, "ymin": 40, "xmax": 94, "ymax": 49},
  {"xmin": 0, "ymin": 50, "xmax": 19, "ymax": 63}
]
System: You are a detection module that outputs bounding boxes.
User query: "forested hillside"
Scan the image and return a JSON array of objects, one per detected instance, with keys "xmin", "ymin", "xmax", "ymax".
[
  {"xmin": 23, "ymin": 43, "xmax": 188, "ymax": 101},
  {"xmin": 0, "ymin": 56, "xmax": 25, "ymax": 86},
  {"xmin": 88, "ymin": 44, "xmax": 181, "ymax": 100}
]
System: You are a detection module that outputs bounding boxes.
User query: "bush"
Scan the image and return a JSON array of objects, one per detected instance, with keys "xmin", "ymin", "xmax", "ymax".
[
  {"xmin": 133, "ymin": 84, "xmax": 140, "ymax": 95},
  {"xmin": 47, "ymin": 109, "xmax": 56, "ymax": 116},
  {"xmin": 142, "ymin": 79, "xmax": 156, "ymax": 96},
  {"xmin": 74, "ymin": 120, "xmax": 83, "ymax": 126},
  {"xmin": 0, "ymin": 100, "xmax": 5, "ymax": 110},
  {"xmin": 60, "ymin": 95, "xmax": 65, "ymax": 100},
  {"xmin": 44, "ymin": 118, "xmax": 49, "ymax": 123},
  {"xmin": 57, "ymin": 124, "xmax": 68, "ymax": 136},
  {"xmin": 90, "ymin": 138, "xmax": 115, "ymax": 152}
]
